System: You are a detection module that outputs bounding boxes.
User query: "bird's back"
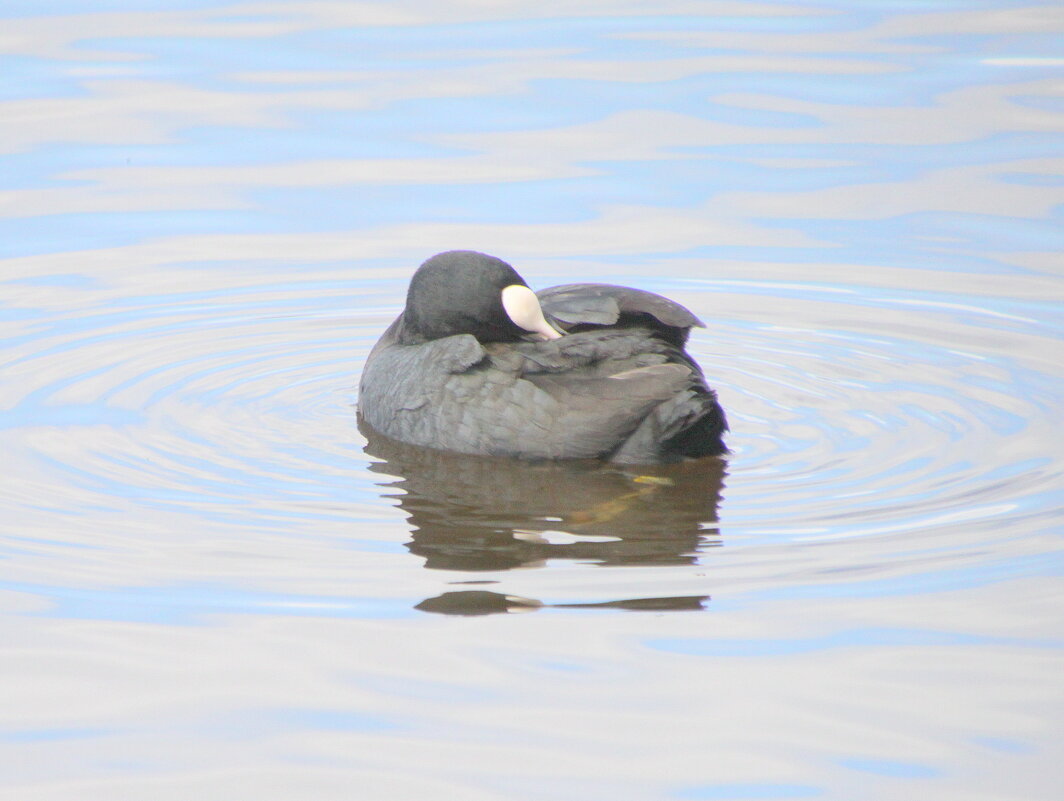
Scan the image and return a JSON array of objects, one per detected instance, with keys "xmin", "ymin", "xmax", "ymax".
[{"xmin": 359, "ymin": 319, "xmax": 726, "ymax": 462}]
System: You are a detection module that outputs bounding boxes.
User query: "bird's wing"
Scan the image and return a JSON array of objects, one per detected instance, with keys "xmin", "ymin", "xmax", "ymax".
[
  {"xmin": 537, "ymin": 283, "xmax": 705, "ymax": 334},
  {"xmin": 454, "ymin": 360, "xmax": 692, "ymax": 460},
  {"xmin": 456, "ymin": 330, "xmax": 693, "ymax": 458},
  {"xmin": 502, "ymin": 328, "xmax": 675, "ymax": 375}
]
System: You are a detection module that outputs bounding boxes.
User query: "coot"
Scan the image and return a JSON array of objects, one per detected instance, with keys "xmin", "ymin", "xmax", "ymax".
[{"xmin": 357, "ymin": 250, "xmax": 727, "ymax": 463}]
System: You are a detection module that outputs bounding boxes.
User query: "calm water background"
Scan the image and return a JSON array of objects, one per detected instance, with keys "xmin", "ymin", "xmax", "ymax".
[{"xmin": 2, "ymin": 1, "xmax": 1063, "ymax": 798}]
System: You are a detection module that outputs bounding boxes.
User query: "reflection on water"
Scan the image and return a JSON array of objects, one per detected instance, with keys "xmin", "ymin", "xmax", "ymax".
[
  {"xmin": 362, "ymin": 421, "xmax": 723, "ymax": 613},
  {"xmin": 415, "ymin": 590, "xmax": 709, "ymax": 616}
]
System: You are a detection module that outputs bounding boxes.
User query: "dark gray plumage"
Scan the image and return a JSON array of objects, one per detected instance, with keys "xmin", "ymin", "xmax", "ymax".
[{"xmin": 357, "ymin": 250, "xmax": 727, "ymax": 463}]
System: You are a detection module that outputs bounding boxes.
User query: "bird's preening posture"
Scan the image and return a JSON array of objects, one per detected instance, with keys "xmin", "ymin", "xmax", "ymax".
[{"xmin": 358, "ymin": 250, "xmax": 727, "ymax": 463}]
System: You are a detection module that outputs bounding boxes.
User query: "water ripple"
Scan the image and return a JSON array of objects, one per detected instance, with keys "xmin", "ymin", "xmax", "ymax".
[
  {"xmin": 2, "ymin": 2, "xmax": 1063, "ymax": 795},
  {"xmin": 2, "ymin": 266, "xmax": 1059, "ymax": 566}
]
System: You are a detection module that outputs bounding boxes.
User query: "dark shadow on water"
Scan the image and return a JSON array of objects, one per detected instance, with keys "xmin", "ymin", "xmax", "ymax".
[{"xmin": 360, "ymin": 420, "xmax": 726, "ymax": 616}]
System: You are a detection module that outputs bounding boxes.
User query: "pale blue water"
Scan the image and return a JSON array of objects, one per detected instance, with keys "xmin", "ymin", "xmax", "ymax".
[{"xmin": 1, "ymin": 2, "xmax": 1063, "ymax": 799}]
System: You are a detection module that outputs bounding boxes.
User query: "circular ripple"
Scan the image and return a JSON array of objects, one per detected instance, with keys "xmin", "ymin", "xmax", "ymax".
[
  {"xmin": 4, "ymin": 279, "xmax": 386, "ymax": 552},
  {"xmin": 686, "ymin": 279, "xmax": 1062, "ymax": 545},
  {"xmin": 3, "ymin": 271, "xmax": 1061, "ymax": 563}
]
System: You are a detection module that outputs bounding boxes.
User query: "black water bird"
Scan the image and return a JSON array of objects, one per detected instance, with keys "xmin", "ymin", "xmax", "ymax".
[{"xmin": 358, "ymin": 250, "xmax": 727, "ymax": 463}]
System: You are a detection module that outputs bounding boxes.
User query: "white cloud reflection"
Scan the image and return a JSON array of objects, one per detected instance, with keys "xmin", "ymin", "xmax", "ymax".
[
  {"xmin": 2, "ymin": 79, "xmax": 1058, "ymax": 233},
  {"xmin": 1, "ymin": 2, "xmax": 1059, "ymax": 280},
  {"xmin": 0, "ymin": 0, "xmax": 824, "ymax": 60},
  {"xmin": 619, "ymin": 4, "xmax": 1064, "ymax": 52}
]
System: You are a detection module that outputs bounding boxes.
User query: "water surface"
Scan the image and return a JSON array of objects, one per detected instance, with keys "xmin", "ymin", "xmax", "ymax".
[{"xmin": 2, "ymin": 1, "xmax": 1063, "ymax": 799}]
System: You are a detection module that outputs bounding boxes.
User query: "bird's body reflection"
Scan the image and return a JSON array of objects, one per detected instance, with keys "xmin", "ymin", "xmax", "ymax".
[{"xmin": 361, "ymin": 419, "xmax": 726, "ymax": 615}]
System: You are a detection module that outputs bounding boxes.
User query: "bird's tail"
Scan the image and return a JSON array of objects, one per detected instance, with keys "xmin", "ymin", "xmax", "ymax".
[{"xmin": 610, "ymin": 383, "xmax": 728, "ymax": 463}]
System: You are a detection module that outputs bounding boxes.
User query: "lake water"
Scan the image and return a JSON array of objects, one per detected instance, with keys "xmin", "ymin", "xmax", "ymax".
[{"xmin": 2, "ymin": 1, "xmax": 1062, "ymax": 798}]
